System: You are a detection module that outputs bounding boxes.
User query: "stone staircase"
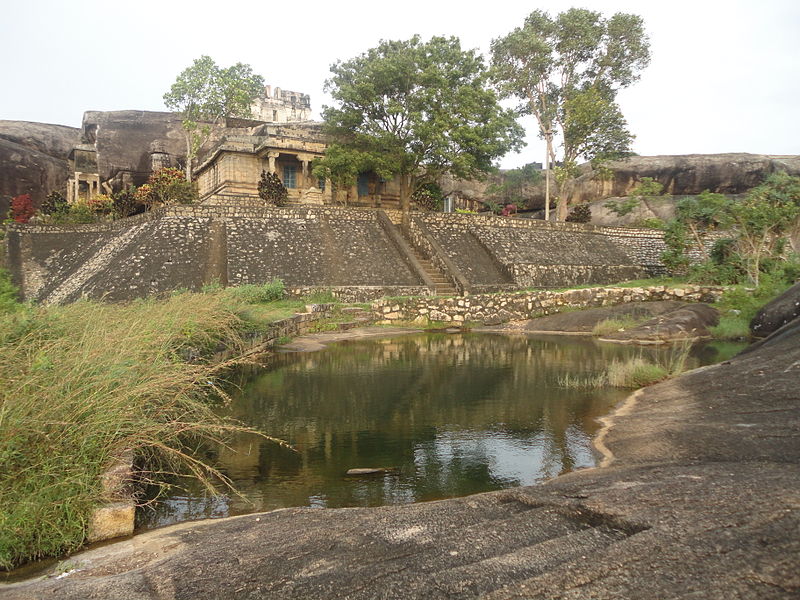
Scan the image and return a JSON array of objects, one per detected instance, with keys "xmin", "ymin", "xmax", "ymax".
[
  {"xmin": 41, "ymin": 222, "xmax": 151, "ymax": 305},
  {"xmin": 400, "ymin": 234, "xmax": 458, "ymax": 296}
]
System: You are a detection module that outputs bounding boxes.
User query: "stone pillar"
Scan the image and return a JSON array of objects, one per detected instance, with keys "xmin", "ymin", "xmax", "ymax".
[
  {"xmin": 300, "ymin": 159, "xmax": 309, "ymax": 188},
  {"xmin": 267, "ymin": 151, "xmax": 279, "ymax": 174}
]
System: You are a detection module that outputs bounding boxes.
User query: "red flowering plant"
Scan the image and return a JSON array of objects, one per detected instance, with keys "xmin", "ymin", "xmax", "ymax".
[{"xmin": 10, "ymin": 194, "xmax": 35, "ymax": 223}]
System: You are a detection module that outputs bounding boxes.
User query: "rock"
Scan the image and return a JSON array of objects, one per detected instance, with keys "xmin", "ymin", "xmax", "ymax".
[
  {"xmin": 86, "ymin": 502, "xmax": 135, "ymax": 543},
  {"xmin": 0, "ymin": 120, "xmax": 80, "ymax": 213},
  {"xmin": 601, "ymin": 304, "xmax": 719, "ymax": 344},
  {"xmin": 750, "ymin": 281, "xmax": 800, "ymax": 338},
  {"xmin": 504, "ymin": 300, "xmax": 688, "ymax": 334},
  {"xmin": 450, "ymin": 153, "xmax": 800, "ymax": 212},
  {"xmin": 9, "ymin": 323, "xmax": 800, "ymax": 599},
  {"xmin": 346, "ymin": 468, "xmax": 394, "ymax": 476}
]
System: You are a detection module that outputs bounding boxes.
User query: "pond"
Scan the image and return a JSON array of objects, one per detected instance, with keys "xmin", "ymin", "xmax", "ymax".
[{"xmin": 138, "ymin": 332, "xmax": 744, "ymax": 530}]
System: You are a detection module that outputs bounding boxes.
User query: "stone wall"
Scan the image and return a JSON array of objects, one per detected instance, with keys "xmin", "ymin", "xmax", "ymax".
[
  {"xmin": 7, "ymin": 206, "xmax": 682, "ymax": 305},
  {"xmin": 413, "ymin": 213, "xmax": 664, "ymax": 286},
  {"xmin": 7, "ymin": 205, "xmax": 429, "ymax": 304},
  {"xmin": 372, "ymin": 285, "xmax": 725, "ymax": 325}
]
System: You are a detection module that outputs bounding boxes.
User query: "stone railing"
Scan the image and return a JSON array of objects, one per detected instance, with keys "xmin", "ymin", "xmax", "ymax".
[{"xmin": 372, "ymin": 285, "xmax": 726, "ymax": 326}]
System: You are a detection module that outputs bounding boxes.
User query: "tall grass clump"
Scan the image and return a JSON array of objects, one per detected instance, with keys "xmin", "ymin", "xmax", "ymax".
[
  {"xmin": 591, "ymin": 316, "xmax": 645, "ymax": 337},
  {"xmin": 559, "ymin": 342, "xmax": 693, "ymax": 389},
  {"xmin": 0, "ymin": 292, "xmax": 263, "ymax": 569},
  {"xmin": 224, "ymin": 278, "xmax": 285, "ymax": 304}
]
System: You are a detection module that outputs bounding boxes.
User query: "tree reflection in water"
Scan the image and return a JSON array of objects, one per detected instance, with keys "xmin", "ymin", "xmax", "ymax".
[{"xmin": 138, "ymin": 333, "xmax": 742, "ymax": 530}]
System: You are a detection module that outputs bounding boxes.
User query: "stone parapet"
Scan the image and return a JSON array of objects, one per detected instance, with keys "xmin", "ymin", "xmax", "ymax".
[{"xmin": 372, "ymin": 285, "xmax": 726, "ymax": 325}]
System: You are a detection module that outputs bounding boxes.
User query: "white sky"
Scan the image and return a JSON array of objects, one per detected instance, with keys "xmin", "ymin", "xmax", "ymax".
[{"xmin": 1, "ymin": 0, "xmax": 798, "ymax": 169}]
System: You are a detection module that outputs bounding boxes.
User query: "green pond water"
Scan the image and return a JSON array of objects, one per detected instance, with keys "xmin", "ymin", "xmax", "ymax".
[{"xmin": 138, "ymin": 333, "xmax": 744, "ymax": 530}]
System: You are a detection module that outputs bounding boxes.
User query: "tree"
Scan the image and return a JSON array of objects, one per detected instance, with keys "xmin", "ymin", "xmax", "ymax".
[
  {"xmin": 311, "ymin": 145, "xmax": 376, "ymax": 206},
  {"xmin": 322, "ymin": 35, "xmax": 524, "ymax": 221},
  {"xmin": 486, "ymin": 162, "xmax": 543, "ymax": 207},
  {"xmin": 660, "ymin": 174, "xmax": 800, "ymax": 285},
  {"xmin": 605, "ymin": 176, "xmax": 664, "ymax": 217},
  {"xmin": 163, "ymin": 56, "xmax": 264, "ymax": 180},
  {"xmin": 258, "ymin": 170, "xmax": 288, "ymax": 207},
  {"xmin": 491, "ymin": 8, "xmax": 650, "ymax": 220}
]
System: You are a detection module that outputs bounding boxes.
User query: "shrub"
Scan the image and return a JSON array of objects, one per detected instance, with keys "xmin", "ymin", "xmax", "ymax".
[
  {"xmin": 10, "ymin": 194, "xmax": 35, "ymax": 223},
  {"xmin": 565, "ymin": 204, "xmax": 591, "ymax": 223},
  {"xmin": 224, "ymin": 279, "xmax": 285, "ymax": 304},
  {"xmin": 258, "ymin": 170, "xmax": 288, "ymax": 207},
  {"xmin": 39, "ymin": 191, "xmax": 68, "ymax": 216},
  {"xmin": 0, "ymin": 269, "xmax": 21, "ymax": 313},
  {"xmin": 605, "ymin": 177, "xmax": 664, "ymax": 217},
  {"xmin": 135, "ymin": 167, "xmax": 197, "ymax": 208}
]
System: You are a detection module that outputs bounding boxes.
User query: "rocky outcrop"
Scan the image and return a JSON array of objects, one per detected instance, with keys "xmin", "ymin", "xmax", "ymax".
[
  {"xmin": 600, "ymin": 303, "xmax": 719, "ymax": 344},
  {"xmin": 0, "ymin": 120, "xmax": 79, "ymax": 214},
  {"xmin": 470, "ymin": 153, "xmax": 800, "ymax": 212},
  {"xmin": 750, "ymin": 281, "xmax": 800, "ymax": 338},
  {"xmin": 568, "ymin": 153, "xmax": 800, "ymax": 205}
]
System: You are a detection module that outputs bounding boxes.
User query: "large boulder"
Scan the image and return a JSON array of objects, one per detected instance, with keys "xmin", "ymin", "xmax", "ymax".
[
  {"xmin": 0, "ymin": 120, "xmax": 79, "ymax": 213},
  {"xmin": 600, "ymin": 303, "xmax": 719, "ymax": 344},
  {"xmin": 750, "ymin": 281, "xmax": 800, "ymax": 338}
]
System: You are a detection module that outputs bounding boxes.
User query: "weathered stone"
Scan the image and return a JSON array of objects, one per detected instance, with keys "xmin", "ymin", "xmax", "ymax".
[
  {"xmin": 0, "ymin": 120, "xmax": 79, "ymax": 214},
  {"xmin": 750, "ymin": 281, "xmax": 800, "ymax": 338},
  {"xmin": 86, "ymin": 502, "xmax": 135, "ymax": 543},
  {"xmin": 601, "ymin": 303, "xmax": 719, "ymax": 344}
]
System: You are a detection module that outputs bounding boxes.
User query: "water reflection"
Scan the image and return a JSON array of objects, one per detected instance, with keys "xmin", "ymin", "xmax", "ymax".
[{"xmin": 138, "ymin": 333, "xmax": 743, "ymax": 529}]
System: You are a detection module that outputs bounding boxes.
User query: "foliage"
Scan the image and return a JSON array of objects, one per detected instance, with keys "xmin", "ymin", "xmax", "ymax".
[
  {"xmin": 661, "ymin": 174, "xmax": 800, "ymax": 285},
  {"xmin": 0, "ymin": 292, "xmax": 282, "ymax": 568},
  {"xmin": 223, "ymin": 279, "xmax": 285, "ymax": 304},
  {"xmin": 605, "ymin": 177, "xmax": 664, "ymax": 217},
  {"xmin": 112, "ymin": 185, "xmax": 141, "ymax": 218},
  {"xmin": 311, "ymin": 145, "xmax": 376, "ymax": 206},
  {"xmin": 710, "ymin": 275, "xmax": 795, "ymax": 340},
  {"xmin": 490, "ymin": 8, "xmax": 650, "ymax": 220},
  {"xmin": 163, "ymin": 56, "xmax": 264, "ymax": 180},
  {"xmin": 591, "ymin": 315, "xmax": 644, "ymax": 336},
  {"xmin": 0, "ymin": 268, "xmax": 21, "ymax": 313},
  {"xmin": 135, "ymin": 167, "xmax": 197, "ymax": 208},
  {"xmin": 257, "ymin": 170, "xmax": 288, "ymax": 207},
  {"xmin": 39, "ymin": 191, "xmax": 68, "ymax": 216},
  {"xmin": 486, "ymin": 163, "xmax": 542, "ymax": 206},
  {"xmin": 10, "ymin": 194, "xmax": 35, "ymax": 223},
  {"xmin": 412, "ymin": 182, "xmax": 445, "ymax": 211},
  {"xmin": 631, "ymin": 217, "xmax": 665, "ymax": 229},
  {"xmin": 322, "ymin": 35, "xmax": 524, "ymax": 217},
  {"xmin": 565, "ymin": 204, "xmax": 592, "ymax": 223}
]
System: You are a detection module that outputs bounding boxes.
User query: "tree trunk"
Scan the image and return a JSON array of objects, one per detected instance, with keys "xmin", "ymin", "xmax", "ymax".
[
  {"xmin": 556, "ymin": 178, "xmax": 569, "ymax": 221},
  {"xmin": 399, "ymin": 173, "xmax": 410, "ymax": 226},
  {"xmin": 184, "ymin": 133, "xmax": 193, "ymax": 182}
]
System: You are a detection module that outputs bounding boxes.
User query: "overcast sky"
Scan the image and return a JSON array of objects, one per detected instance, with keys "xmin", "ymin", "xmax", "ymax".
[{"xmin": 1, "ymin": 0, "xmax": 798, "ymax": 168}]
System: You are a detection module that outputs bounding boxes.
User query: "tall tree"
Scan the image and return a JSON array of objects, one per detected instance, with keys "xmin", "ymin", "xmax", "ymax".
[
  {"xmin": 491, "ymin": 8, "xmax": 650, "ymax": 220},
  {"xmin": 163, "ymin": 56, "xmax": 264, "ymax": 180},
  {"xmin": 322, "ymin": 35, "xmax": 524, "ymax": 220}
]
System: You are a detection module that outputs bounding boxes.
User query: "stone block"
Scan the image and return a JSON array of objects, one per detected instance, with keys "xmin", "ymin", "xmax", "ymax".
[{"xmin": 87, "ymin": 502, "xmax": 135, "ymax": 543}]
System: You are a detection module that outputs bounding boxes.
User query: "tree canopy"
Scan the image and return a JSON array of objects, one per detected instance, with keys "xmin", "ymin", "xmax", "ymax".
[
  {"xmin": 163, "ymin": 56, "xmax": 264, "ymax": 180},
  {"xmin": 490, "ymin": 8, "xmax": 650, "ymax": 220},
  {"xmin": 320, "ymin": 35, "xmax": 524, "ymax": 217}
]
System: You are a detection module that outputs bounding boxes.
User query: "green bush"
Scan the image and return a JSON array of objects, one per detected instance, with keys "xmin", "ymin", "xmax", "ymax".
[
  {"xmin": 224, "ymin": 279, "xmax": 285, "ymax": 304},
  {"xmin": 0, "ymin": 269, "xmax": 22, "ymax": 313}
]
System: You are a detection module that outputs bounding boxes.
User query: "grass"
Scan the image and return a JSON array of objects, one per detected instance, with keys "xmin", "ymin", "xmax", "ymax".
[
  {"xmin": 559, "ymin": 342, "xmax": 692, "ymax": 389},
  {"xmin": 0, "ymin": 288, "xmax": 297, "ymax": 570},
  {"xmin": 709, "ymin": 277, "xmax": 793, "ymax": 340},
  {"xmin": 591, "ymin": 316, "xmax": 646, "ymax": 337}
]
